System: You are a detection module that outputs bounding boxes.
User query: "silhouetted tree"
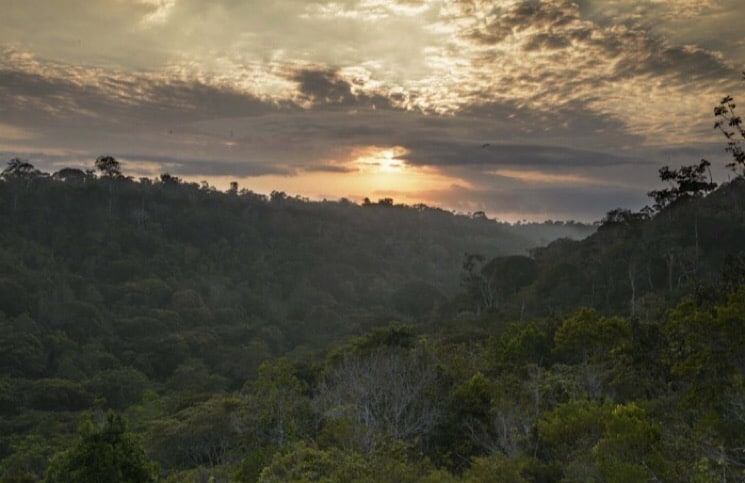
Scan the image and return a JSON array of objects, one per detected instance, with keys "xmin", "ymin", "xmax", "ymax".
[
  {"xmin": 159, "ymin": 172, "xmax": 181, "ymax": 185},
  {"xmin": 714, "ymin": 75, "xmax": 745, "ymax": 175},
  {"xmin": 270, "ymin": 190, "xmax": 287, "ymax": 204},
  {"xmin": 647, "ymin": 159, "xmax": 717, "ymax": 211},
  {"xmin": 2, "ymin": 158, "xmax": 41, "ymax": 212},
  {"xmin": 52, "ymin": 168, "xmax": 86, "ymax": 183},
  {"xmin": 601, "ymin": 208, "xmax": 649, "ymax": 227},
  {"xmin": 94, "ymin": 155, "xmax": 122, "ymax": 178},
  {"xmin": 1, "ymin": 158, "xmax": 39, "ymax": 179}
]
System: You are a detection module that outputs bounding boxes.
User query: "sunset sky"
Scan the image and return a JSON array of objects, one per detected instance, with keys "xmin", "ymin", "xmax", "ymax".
[{"xmin": 1, "ymin": 0, "xmax": 743, "ymax": 221}]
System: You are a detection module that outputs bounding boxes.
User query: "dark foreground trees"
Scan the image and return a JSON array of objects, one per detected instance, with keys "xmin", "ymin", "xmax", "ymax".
[
  {"xmin": 44, "ymin": 413, "xmax": 158, "ymax": 483},
  {"xmin": 647, "ymin": 159, "xmax": 717, "ymax": 211},
  {"xmin": 714, "ymin": 82, "xmax": 745, "ymax": 174}
]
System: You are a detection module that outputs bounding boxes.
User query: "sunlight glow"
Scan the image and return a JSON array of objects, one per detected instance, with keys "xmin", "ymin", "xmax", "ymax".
[
  {"xmin": 184, "ymin": 145, "xmax": 470, "ymax": 209},
  {"xmin": 353, "ymin": 146, "xmax": 408, "ymax": 174},
  {"xmin": 486, "ymin": 169, "xmax": 608, "ymax": 186}
]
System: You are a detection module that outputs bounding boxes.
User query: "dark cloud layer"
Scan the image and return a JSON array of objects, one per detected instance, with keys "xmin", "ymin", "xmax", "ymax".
[
  {"xmin": 292, "ymin": 67, "xmax": 393, "ymax": 109},
  {"xmin": 403, "ymin": 141, "xmax": 639, "ymax": 169},
  {"xmin": 0, "ymin": 65, "xmax": 285, "ymax": 128}
]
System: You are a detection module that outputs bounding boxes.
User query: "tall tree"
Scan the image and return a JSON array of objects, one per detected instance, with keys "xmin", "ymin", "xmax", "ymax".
[
  {"xmin": 1, "ymin": 158, "xmax": 39, "ymax": 179},
  {"xmin": 2, "ymin": 158, "xmax": 42, "ymax": 211},
  {"xmin": 713, "ymin": 75, "xmax": 745, "ymax": 175},
  {"xmin": 94, "ymin": 155, "xmax": 123, "ymax": 179},
  {"xmin": 647, "ymin": 159, "xmax": 717, "ymax": 211}
]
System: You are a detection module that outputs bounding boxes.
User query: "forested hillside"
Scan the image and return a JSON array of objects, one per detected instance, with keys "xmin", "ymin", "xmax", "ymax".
[
  {"xmin": 449, "ymin": 176, "xmax": 745, "ymax": 322},
  {"xmin": 2, "ymin": 158, "xmax": 744, "ymax": 483},
  {"xmin": 0, "ymin": 163, "xmax": 593, "ymax": 482},
  {"xmin": 2, "ymin": 84, "xmax": 745, "ymax": 481},
  {"xmin": 1, "ymin": 165, "xmax": 745, "ymax": 483}
]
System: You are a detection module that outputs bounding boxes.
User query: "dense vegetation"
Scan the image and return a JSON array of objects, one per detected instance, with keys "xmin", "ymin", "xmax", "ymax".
[
  {"xmin": 1, "ymin": 80, "xmax": 744, "ymax": 482},
  {"xmin": 0, "ymin": 161, "xmax": 591, "ymax": 482}
]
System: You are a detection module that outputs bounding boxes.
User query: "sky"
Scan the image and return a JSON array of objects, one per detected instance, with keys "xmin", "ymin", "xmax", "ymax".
[{"xmin": 1, "ymin": 0, "xmax": 743, "ymax": 221}]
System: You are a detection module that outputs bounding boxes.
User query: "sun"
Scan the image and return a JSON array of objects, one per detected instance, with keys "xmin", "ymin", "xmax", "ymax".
[
  {"xmin": 353, "ymin": 146, "xmax": 408, "ymax": 174},
  {"xmin": 378, "ymin": 151, "xmax": 405, "ymax": 173},
  {"xmin": 212, "ymin": 144, "xmax": 469, "ymax": 209}
]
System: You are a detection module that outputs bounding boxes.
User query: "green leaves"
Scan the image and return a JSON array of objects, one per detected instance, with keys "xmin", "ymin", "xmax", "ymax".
[
  {"xmin": 0, "ymin": 313, "xmax": 45, "ymax": 377},
  {"xmin": 44, "ymin": 413, "xmax": 158, "ymax": 483},
  {"xmin": 664, "ymin": 288, "xmax": 745, "ymax": 403},
  {"xmin": 553, "ymin": 309, "xmax": 630, "ymax": 364},
  {"xmin": 593, "ymin": 403, "xmax": 663, "ymax": 483},
  {"xmin": 243, "ymin": 359, "xmax": 314, "ymax": 450},
  {"xmin": 713, "ymin": 90, "xmax": 745, "ymax": 174},
  {"xmin": 146, "ymin": 395, "xmax": 244, "ymax": 469},
  {"xmin": 537, "ymin": 400, "xmax": 664, "ymax": 482}
]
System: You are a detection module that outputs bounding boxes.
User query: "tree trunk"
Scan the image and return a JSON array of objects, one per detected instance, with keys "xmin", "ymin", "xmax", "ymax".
[{"xmin": 628, "ymin": 264, "xmax": 636, "ymax": 317}]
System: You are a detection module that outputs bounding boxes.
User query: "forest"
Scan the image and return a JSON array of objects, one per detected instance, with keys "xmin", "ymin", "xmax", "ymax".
[{"xmin": 1, "ymin": 84, "xmax": 745, "ymax": 482}]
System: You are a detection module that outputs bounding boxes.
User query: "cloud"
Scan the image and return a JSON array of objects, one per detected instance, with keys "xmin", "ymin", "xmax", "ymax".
[
  {"xmin": 126, "ymin": 155, "xmax": 293, "ymax": 178},
  {"xmin": 403, "ymin": 141, "xmax": 638, "ymax": 169},
  {"xmin": 438, "ymin": 0, "xmax": 740, "ymax": 144},
  {"xmin": 0, "ymin": 51, "xmax": 286, "ymax": 127},
  {"xmin": 0, "ymin": 0, "xmax": 743, "ymax": 221},
  {"xmin": 0, "ymin": 47, "xmax": 721, "ymax": 188},
  {"xmin": 290, "ymin": 67, "xmax": 393, "ymax": 109}
]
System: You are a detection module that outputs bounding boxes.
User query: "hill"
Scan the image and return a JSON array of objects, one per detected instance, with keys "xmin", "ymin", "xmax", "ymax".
[
  {"xmin": 5, "ymin": 162, "xmax": 745, "ymax": 482},
  {"xmin": 447, "ymin": 177, "xmax": 745, "ymax": 322}
]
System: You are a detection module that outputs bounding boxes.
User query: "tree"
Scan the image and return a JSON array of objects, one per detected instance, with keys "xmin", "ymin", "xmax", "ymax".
[
  {"xmin": 462, "ymin": 453, "xmax": 530, "ymax": 483},
  {"xmin": 52, "ymin": 168, "xmax": 86, "ymax": 183},
  {"xmin": 147, "ymin": 396, "xmax": 243, "ymax": 469},
  {"xmin": 553, "ymin": 309, "xmax": 631, "ymax": 399},
  {"xmin": 0, "ymin": 313, "xmax": 46, "ymax": 377},
  {"xmin": 242, "ymin": 359, "xmax": 313, "ymax": 450},
  {"xmin": 257, "ymin": 444, "xmax": 370, "ymax": 483},
  {"xmin": 713, "ymin": 75, "xmax": 745, "ymax": 175},
  {"xmin": 257, "ymin": 442, "xmax": 447, "ymax": 483},
  {"xmin": 647, "ymin": 159, "xmax": 717, "ymax": 211},
  {"xmin": 1, "ymin": 158, "xmax": 39, "ymax": 179},
  {"xmin": 478, "ymin": 255, "xmax": 538, "ymax": 315},
  {"xmin": 315, "ymin": 346, "xmax": 440, "ymax": 453},
  {"xmin": 663, "ymin": 287, "xmax": 745, "ymax": 403},
  {"xmin": 94, "ymin": 155, "xmax": 123, "ymax": 178},
  {"xmin": 593, "ymin": 403, "xmax": 664, "ymax": 483},
  {"xmin": 1, "ymin": 158, "xmax": 42, "ymax": 212},
  {"xmin": 159, "ymin": 173, "xmax": 181, "ymax": 185},
  {"xmin": 44, "ymin": 413, "xmax": 158, "ymax": 483},
  {"xmin": 600, "ymin": 208, "xmax": 649, "ymax": 227},
  {"xmin": 461, "ymin": 252, "xmax": 487, "ymax": 314}
]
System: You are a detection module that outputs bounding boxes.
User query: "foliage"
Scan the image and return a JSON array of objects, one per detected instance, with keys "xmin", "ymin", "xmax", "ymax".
[
  {"xmin": 94, "ymin": 155, "xmax": 123, "ymax": 179},
  {"xmin": 1, "ymin": 159, "xmax": 40, "ymax": 179},
  {"xmin": 43, "ymin": 413, "xmax": 158, "ymax": 483},
  {"xmin": 647, "ymin": 159, "xmax": 717, "ymax": 211},
  {"xmin": 242, "ymin": 359, "xmax": 313, "ymax": 450},
  {"xmin": 257, "ymin": 443, "xmax": 369, "ymax": 482},
  {"xmin": 713, "ymin": 77, "xmax": 745, "ymax": 174}
]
